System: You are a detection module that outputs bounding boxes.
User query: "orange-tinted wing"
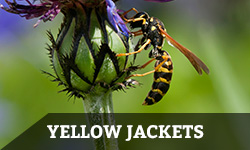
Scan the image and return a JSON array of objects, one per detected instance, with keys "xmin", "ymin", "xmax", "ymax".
[{"xmin": 159, "ymin": 27, "xmax": 209, "ymax": 75}]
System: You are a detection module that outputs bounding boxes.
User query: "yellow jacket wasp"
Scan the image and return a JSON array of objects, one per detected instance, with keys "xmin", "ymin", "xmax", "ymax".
[{"xmin": 117, "ymin": 8, "xmax": 209, "ymax": 105}]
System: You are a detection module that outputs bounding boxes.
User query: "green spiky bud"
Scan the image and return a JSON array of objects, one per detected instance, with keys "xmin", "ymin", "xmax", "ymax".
[{"xmin": 47, "ymin": 1, "xmax": 135, "ymax": 99}]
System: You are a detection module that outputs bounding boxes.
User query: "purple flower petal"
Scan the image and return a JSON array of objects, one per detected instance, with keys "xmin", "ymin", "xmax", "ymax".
[
  {"xmin": 105, "ymin": 0, "xmax": 130, "ymax": 37},
  {"xmin": 0, "ymin": 0, "xmax": 61, "ymax": 27}
]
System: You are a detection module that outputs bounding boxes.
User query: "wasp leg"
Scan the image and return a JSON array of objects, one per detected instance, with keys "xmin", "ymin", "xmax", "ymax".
[
  {"xmin": 116, "ymin": 79, "xmax": 140, "ymax": 90},
  {"xmin": 131, "ymin": 30, "xmax": 143, "ymax": 36},
  {"xmin": 116, "ymin": 39, "xmax": 151, "ymax": 57},
  {"xmin": 126, "ymin": 58, "xmax": 156, "ymax": 79},
  {"xmin": 120, "ymin": 8, "xmax": 139, "ymax": 22},
  {"xmin": 138, "ymin": 58, "xmax": 156, "ymax": 69},
  {"xmin": 135, "ymin": 37, "xmax": 147, "ymax": 51},
  {"xmin": 154, "ymin": 55, "xmax": 171, "ymax": 71},
  {"xmin": 128, "ymin": 70, "xmax": 155, "ymax": 78},
  {"xmin": 127, "ymin": 52, "xmax": 171, "ymax": 79},
  {"xmin": 126, "ymin": 56, "xmax": 169, "ymax": 79}
]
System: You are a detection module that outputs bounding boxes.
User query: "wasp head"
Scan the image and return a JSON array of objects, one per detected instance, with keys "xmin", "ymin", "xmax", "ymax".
[{"xmin": 130, "ymin": 11, "xmax": 149, "ymax": 29}]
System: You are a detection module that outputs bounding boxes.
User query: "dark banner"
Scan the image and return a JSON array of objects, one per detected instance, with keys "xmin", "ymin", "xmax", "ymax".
[{"xmin": 2, "ymin": 114, "xmax": 250, "ymax": 150}]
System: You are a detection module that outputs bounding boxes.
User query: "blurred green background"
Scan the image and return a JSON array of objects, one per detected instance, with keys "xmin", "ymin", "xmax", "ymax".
[{"xmin": 0, "ymin": 0, "xmax": 250, "ymax": 148}]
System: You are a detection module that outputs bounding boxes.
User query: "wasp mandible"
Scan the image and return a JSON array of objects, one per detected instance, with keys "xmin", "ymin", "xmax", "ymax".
[{"xmin": 116, "ymin": 8, "xmax": 209, "ymax": 105}]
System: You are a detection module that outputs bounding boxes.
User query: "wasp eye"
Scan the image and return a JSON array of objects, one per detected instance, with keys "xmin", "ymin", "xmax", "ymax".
[
  {"xmin": 134, "ymin": 12, "xmax": 149, "ymax": 19},
  {"xmin": 130, "ymin": 21, "xmax": 143, "ymax": 29},
  {"xmin": 129, "ymin": 12, "xmax": 149, "ymax": 29}
]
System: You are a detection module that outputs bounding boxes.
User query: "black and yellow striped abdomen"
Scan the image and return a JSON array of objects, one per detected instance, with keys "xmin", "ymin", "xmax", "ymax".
[{"xmin": 143, "ymin": 51, "xmax": 173, "ymax": 105}]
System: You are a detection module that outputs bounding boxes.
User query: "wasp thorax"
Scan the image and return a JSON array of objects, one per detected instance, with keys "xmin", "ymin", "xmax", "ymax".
[{"xmin": 47, "ymin": 2, "xmax": 135, "ymax": 98}]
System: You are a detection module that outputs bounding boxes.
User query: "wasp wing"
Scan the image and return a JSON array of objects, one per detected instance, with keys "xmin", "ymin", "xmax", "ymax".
[{"xmin": 159, "ymin": 27, "xmax": 209, "ymax": 75}]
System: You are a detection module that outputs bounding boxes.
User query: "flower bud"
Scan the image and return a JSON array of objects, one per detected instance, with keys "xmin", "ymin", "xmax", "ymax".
[{"xmin": 47, "ymin": 1, "xmax": 135, "ymax": 98}]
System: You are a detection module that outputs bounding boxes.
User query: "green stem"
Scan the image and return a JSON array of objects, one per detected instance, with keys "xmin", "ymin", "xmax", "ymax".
[{"xmin": 82, "ymin": 89, "xmax": 119, "ymax": 150}]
